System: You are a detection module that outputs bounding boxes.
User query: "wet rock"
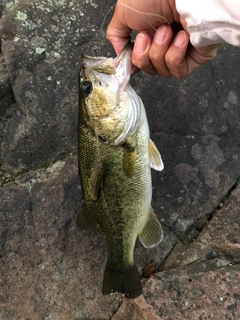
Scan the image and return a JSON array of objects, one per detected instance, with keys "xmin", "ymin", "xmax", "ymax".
[
  {"xmin": 160, "ymin": 184, "xmax": 240, "ymax": 271},
  {"xmin": 0, "ymin": 0, "xmax": 9, "ymax": 17},
  {"xmin": 133, "ymin": 45, "xmax": 240, "ymax": 240},
  {"xmin": 0, "ymin": 153, "xmax": 176, "ymax": 319},
  {"xmin": 0, "ymin": 53, "xmax": 15, "ymax": 137},
  {"xmin": 159, "ymin": 241, "xmax": 188, "ymax": 271},
  {"xmin": 112, "ymin": 296, "xmax": 161, "ymax": 320},
  {"xmin": 0, "ymin": 0, "xmax": 240, "ymax": 318},
  {"xmin": 151, "ymin": 133, "xmax": 240, "ymax": 239},
  {"xmin": 0, "ymin": 152, "xmax": 180, "ymax": 319},
  {"xmin": 0, "ymin": 155, "xmax": 121, "ymax": 319},
  {"xmin": 113, "ymin": 261, "xmax": 240, "ymax": 319},
  {"xmin": 138, "ymin": 45, "xmax": 240, "ymax": 141},
  {"xmin": 0, "ymin": 0, "xmax": 115, "ymax": 173},
  {"xmin": 176, "ymin": 183, "xmax": 240, "ymax": 266},
  {"xmin": 134, "ymin": 224, "xmax": 178, "ymax": 274},
  {"xmin": 0, "ymin": 52, "xmax": 16, "ymax": 185},
  {"xmin": 0, "ymin": 53, "xmax": 12, "ymax": 105},
  {"xmin": 143, "ymin": 263, "xmax": 240, "ymax": 320}
]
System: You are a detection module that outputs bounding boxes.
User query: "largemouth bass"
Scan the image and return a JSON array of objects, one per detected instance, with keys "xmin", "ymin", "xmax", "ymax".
[{"xmin": 78, "ymin": 43, "xmax": 164, "ymax": 299}]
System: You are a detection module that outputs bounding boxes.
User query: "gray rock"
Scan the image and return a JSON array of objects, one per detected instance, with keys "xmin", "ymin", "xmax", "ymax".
[
  {"xmin": 143, "ymin": 263, "xmax": 240, "ymax": 320},
  {"xmin": 0, "ymin": 0, "xmax": 115, "ymax": 173},
  {"xmin": 0, "ymin": 155, "xmax": 121, "ymax": 319},
  {"xmin": 0, "ymin": 0, "xmax": 10, "ymax": 18},
  {"xmin": 112, "ymin": 296, "xmax": 161, "ymax": 320},
  {"xmin": 0, "ymin": 52, "xmax": 16, "ymax": 186},
  {"xmin": 110, "ymin": 185, "xmax": 240, "ymax": 320},
  {"xmin": 177, "ymin": 183, "xmax": 240, "ymax": 266},
  {"xmin": 0, "ymin": 0, "xmax": 240, "ymax": 318},
  {"xmin": 151, "ymin": 132, "xmax": 240, "ymax": 240},
  {"xmin": 0, "ymin": 53, "xmax": 14, "ymax": 132},
  {"xmin": 114, "ymin": 263, "xmax": 240, "ymax": 320}
]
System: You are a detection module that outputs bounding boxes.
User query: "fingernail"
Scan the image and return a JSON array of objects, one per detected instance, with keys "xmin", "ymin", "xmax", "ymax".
[
  {"xmin": 173, "ymin": 31, "xmax": 187, "ymax": 48},
  {"xmin": 154, "ymin": 25, "xmax": 167, "ymax": 45},
  {"xmin": 134, "ymin": 34, "xmax": 148, "ymax": 54}
]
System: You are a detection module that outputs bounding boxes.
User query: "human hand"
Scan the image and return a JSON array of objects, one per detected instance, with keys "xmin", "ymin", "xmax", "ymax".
[{"xmin": 107, "ymin": 0, "xmax": 220, "ymax": 78}]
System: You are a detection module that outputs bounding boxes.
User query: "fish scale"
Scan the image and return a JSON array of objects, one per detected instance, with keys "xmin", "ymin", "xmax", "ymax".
[
  {"xmin": 78, "ymin": 109, "xmax": 150, "ymax": 258},
  {"xmin": 78, "ymin": 43, "xmax": 164, "ymax": 299}
]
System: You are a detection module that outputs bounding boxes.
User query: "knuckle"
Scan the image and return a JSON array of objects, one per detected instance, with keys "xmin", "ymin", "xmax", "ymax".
[
  {"xmin": 132, "ymin": 57, "xmax": 144, "ymax": 69},
  {"xmin": 165, "ymin": 54, "xmax": 178, "ymax": 67},
  {"xmin": 165, "ymin": 54, "xmax": 188, "ymax": 78}
]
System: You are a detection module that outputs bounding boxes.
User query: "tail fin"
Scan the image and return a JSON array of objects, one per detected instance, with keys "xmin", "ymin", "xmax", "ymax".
[{"xmin": 102, "ymin": 263, "xmax": 142, "ymax": 299}]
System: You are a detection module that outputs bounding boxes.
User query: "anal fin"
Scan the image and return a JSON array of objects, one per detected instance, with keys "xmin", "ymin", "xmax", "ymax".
[
  {"xmin": 138, "ymin": 207, "xmax": 163, "ymax": 248},
  {"xmin": 149, "ymin": 139, "xmax": 164, "ymax": 171}
]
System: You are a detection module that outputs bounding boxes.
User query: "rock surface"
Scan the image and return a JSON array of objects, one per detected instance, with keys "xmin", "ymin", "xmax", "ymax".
[
  {"xmin": 0, "ymin": 0, "xmax": 240, "ymax": 319},
  {"xmin": 143, "ymin": 263, "xmax": 240, "ymax": 320},
  {"xmin": 0, "ymin": 0, "xmax": 115, "ymax": 173},
  {"xmin": 113, "ymin": 185, "xmax": 240, "ymax": 320}
]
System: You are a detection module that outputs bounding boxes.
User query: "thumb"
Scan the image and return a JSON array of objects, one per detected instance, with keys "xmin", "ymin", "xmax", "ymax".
[{"xmin": 106, "ymin": 3, "xmax": 132, "ymax": 54}]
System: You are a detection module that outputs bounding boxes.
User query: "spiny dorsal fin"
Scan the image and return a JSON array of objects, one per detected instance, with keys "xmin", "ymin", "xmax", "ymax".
[
  {"xmin": 148, "ymin": 139, "xmax": 164, "ymax": 171},
  {"xmin": 77, "ymin": 201, "xmax": 99, "ymax": 231},
  {"xmin": 138, "ymin": 207, "xmax": 163, "ymax": 248}
]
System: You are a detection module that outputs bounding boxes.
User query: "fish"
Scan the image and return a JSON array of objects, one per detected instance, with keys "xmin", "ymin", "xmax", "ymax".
[{"xmin": 78, "ymin": 43, "xmax": 164, "ymax": 299}]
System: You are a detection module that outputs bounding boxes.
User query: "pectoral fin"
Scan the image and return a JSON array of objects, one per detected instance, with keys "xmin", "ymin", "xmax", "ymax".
[
  {"xmin": 123, "ymin": 148, "xmax": 136, "ymax": 177},
  {"xmin": 123, "ymin": 136, "xmax": 136, "ymax": 177},
  {"xmin": 88, "ymin": 160, "xmax": 105, "ymax": 200},
  {"xmin": 138, "ymin": 207, "xmax": 163, "ymax": 248},
  {"xmin": 77, "ymin": 201, "xmax": 99, "ymax": 231},
  {"xmin": 149, "ymin": 139, "xmax": 164, "ymax": 171}
]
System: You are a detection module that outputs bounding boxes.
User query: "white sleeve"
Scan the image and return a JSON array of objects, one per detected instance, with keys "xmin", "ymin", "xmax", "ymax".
[{"xmin": 176, "ymin": 0, "xmax": 240, "ymax": 47}]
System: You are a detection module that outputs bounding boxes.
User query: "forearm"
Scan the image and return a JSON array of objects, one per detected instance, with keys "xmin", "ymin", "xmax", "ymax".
[{"xmin": 176, "ymin": 0, "xmax": 240, "ymax": 47}]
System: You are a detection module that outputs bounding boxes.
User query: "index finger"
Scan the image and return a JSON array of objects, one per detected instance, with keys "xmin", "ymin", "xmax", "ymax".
[{"xmin": 106, "ymin": 2, "xmax": 132, "ymax": 54}]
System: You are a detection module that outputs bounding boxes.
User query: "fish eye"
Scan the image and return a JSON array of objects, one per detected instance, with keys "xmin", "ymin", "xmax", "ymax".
[
  {"xmin": 81, "ymin": 81, "xmax": 92, "ymax": 94},
  {"xmin": 98, "ymin": 135, "xmax": 108, "ymax": 142}
]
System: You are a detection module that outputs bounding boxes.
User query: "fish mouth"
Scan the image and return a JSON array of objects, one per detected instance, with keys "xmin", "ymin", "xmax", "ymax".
[
  {"xmin": 81, "ymin": 42, "xmax": 134, "ymax": 78},
  {"xmin": 114, "ymin": 42, "xmax": 133, "ymax": 66}
]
